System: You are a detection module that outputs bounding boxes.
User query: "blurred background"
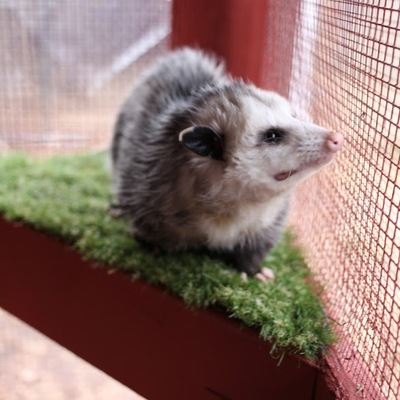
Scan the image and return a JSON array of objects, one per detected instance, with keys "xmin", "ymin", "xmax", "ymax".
[{"xmin": 0, "ymin": 0, "xmax": 171, "ymax": 155}]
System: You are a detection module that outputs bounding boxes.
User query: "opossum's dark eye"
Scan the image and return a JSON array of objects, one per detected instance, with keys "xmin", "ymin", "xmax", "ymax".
[{"xmin": 262, "ymin": 128, "xmax": 285, "ymax": 144}]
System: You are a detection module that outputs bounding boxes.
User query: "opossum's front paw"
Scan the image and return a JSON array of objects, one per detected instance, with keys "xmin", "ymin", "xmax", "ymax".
[
  {"xmin": 240, "ymin": 267, "xmax": 275, "ymax": 283},
  {"xmin": 255, "ymin": 267, "xmax": 275, "ymax": 282}
]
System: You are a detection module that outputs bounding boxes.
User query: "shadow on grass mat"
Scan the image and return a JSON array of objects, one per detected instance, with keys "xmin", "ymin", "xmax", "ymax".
[{"xmin": 0, "ymin": 152, "xmax": 335, "ymax": 361}]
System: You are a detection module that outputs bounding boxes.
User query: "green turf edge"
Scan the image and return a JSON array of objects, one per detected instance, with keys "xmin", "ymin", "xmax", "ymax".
[{"xmin": 0, "ymin": 152, "xmax": 335, "ymax": 360}]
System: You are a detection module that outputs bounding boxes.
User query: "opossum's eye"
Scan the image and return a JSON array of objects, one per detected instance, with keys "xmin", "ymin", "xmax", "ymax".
[
  {"xmin": 179, "ymin": 126, "xmax": 224, "ymax": 161},
  {"xmin": 262, "ymin": 128, "xmax": 285, "ymax": 144}
]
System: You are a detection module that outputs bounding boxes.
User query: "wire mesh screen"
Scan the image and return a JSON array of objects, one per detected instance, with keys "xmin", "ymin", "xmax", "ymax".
[
  {"xmin": 289, "ymin": 1, "xmax": 399, "ymax": 399},
  {"xmin": 0, "ymin": 0, "xmax": 171, "ymax": 155}
]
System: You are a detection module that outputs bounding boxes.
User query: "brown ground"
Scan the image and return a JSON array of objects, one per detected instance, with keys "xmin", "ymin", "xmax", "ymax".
[{"xmin": 0, "ymin": 308, "xmax": 145, "ymax": 400}]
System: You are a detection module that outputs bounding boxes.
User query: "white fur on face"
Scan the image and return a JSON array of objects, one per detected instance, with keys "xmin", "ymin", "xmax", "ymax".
[{"xmin": 221, "ymin": 90, "xmax": 335, "ymax": 194}]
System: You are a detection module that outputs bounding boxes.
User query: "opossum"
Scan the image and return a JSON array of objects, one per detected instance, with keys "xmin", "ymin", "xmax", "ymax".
[{"xmin": 111, "ymin": 48, "xmax": 343, "ymax": 281}]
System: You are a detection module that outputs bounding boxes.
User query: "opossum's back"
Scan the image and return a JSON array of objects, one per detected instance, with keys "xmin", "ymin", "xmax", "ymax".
[
  {"xmin": 116, "ymin": 48, "xmax": 225, "ymax": 123},
  {"xmin": 138, "ymin": 48, "xmax": 226, "ymax": 104}
]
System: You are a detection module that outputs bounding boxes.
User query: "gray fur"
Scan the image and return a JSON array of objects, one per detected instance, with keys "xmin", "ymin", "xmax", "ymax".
[{"xmin": 111, "ymin": 48, "xmax": 342, "ymax": 276}]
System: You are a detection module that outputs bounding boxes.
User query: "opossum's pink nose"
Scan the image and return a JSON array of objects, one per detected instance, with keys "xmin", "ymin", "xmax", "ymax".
[{"xmin": 326, "ymin": 132, "xmax": 344, "ymax": 152}]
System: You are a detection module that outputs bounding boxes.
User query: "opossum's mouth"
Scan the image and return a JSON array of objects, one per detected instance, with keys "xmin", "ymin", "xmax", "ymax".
[
  {"xmin": 274, "ymin": 170, "xmax": 298, "ymax": 181},
  {"xmin": 274, "ymin": 153, "xmax": 336, "ymax": 181}
]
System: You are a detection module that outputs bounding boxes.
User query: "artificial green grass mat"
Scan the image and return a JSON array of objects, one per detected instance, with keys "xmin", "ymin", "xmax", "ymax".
[{"xmin": 0, "ymin": 152, "xmax": 334, "ymax": 360}]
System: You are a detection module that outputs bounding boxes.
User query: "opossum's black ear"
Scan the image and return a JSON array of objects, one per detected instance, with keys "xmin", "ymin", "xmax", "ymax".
[{"xmin": 179, "ymin": 126, "xmax": 224, "ymax": 161}]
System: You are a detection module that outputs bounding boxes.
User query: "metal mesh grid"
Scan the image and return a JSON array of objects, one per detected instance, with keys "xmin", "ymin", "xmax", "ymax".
[
  {"xmin": 289, "ymin": 1, "xmax": 399, "ymax": 399},
  {"xmin": 0, "ymin": 0, "xmax": 171, "ymax": 155}
]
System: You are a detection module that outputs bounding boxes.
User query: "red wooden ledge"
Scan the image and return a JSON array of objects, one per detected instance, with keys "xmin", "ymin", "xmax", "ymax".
[{"xmin": 0, "ymin": 217, "xmax": 334, "ymax": 399}]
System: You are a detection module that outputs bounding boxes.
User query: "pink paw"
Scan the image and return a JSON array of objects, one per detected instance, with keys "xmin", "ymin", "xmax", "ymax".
[
  {"xmin": 255, "ymin": 267, "xmax": 275, "ymax": 282},
  {"xmin": 240, "ymin": 267, "xmax": 275, "ymax": 283}
]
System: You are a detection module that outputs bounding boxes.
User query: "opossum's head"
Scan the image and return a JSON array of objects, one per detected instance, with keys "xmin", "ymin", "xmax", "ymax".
[{"xmin": 179, "ymin": 83, "xmax": 343, "ymax": 195}]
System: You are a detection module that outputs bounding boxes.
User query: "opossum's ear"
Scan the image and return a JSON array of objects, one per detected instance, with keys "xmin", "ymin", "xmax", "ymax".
[{"xmin": 179, "ymin": 126, "xmax": 224, "ymax": 161}]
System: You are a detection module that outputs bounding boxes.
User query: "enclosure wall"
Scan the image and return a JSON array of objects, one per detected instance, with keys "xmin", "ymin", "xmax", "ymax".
[{"xmin": 288, "ymin": 2, "xmax": 400, "ymax": 399}]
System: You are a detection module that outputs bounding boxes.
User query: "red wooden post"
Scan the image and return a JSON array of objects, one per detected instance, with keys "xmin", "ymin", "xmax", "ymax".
[
  {"xmin": 171, "ymin": 0, "xmax": 269, "ymax": 87},
  {"xmin": 171, "ymin": 0, "xmax": 301, "ymax": 95}
]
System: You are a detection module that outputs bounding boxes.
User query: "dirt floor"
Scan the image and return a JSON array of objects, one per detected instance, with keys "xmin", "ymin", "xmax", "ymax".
[{"xmin": 0, "ymin": 308, "xmax": 145, "ymax": 400}]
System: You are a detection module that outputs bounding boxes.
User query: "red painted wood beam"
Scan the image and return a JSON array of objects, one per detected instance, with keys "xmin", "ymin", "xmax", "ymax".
[
  {"xmin": 0, "ymin": 217, "xmax": 334, "ymax": 399},
  {"xmin": 171, "ymin": 0, "xmax": 269, "ymax": 87},
  {"xmin": 171, "ymin": 0, "xmax": 301, "ymax": 95}
]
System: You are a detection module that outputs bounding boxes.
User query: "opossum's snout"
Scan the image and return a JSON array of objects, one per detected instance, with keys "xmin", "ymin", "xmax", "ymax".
[
  {"xmin": 273, "ymin": 129, "xmax": 344, "ymax": 182},
  {"xmin": 325, "ymin": 131, "xmax": 344, "ymax": 153},
  {"xmin": 315, "ymin": 130, "xmax": 344, "ymax": 166}
]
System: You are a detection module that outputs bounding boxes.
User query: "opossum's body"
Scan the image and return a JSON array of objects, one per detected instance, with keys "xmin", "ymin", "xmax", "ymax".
[{"xmin": 111, "ymin": 48, "xmax": 343, "ymax": 279}]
